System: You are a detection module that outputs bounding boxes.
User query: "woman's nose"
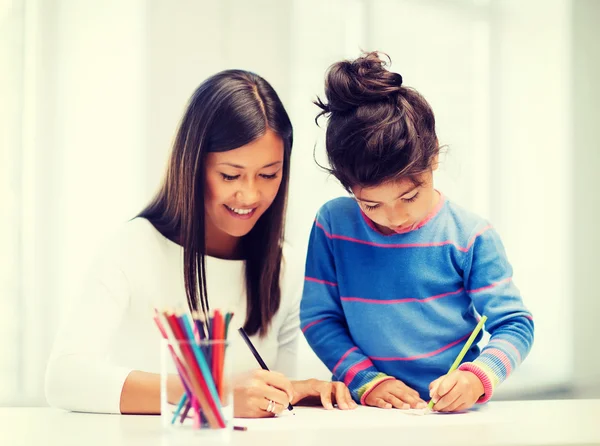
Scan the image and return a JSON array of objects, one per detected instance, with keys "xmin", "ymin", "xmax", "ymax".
[{"xmin": 236, "ymin": 181, "xmax": 260, "ymax": 205}]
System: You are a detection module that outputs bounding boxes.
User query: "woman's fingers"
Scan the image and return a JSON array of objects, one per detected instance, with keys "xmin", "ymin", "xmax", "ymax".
[
  {"xmin": 319, "ymin": 384, "xmax": 334, "ymax": 410},
  {"xmin": 258, "ymin": 382, "xmax": 292, "ymax": 410},
  {"xmin": 331, "ymin": 382, "xmax": 356, "ymax": 409},
  {"xmin": 259, "ymin": 396, "xmax": 285, "ymax": 415},
  {"xmin": 255, "ymin": 370, "xmax": 294, "ymax": 403}
]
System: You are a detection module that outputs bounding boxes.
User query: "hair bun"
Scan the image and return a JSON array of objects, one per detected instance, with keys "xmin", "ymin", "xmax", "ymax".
[{"xmin": 318, "ymin": 51, "xmax": 403, "ymax": 115}]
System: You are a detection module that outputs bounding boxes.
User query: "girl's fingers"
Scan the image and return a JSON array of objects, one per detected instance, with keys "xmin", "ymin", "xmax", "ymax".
[
  {"xmin": 373, "ymin": 397, "xmax": 392, "ymax": 409},
  {"xmin": 390, "ymin": 386, "xmax": 424, "ymax": 408},
  {"xmin": 386, "ymin": 394, "xmax": 410, "ymax": 410},
  {"xmin": 433, "ymin": 388, "xmax": 461, "ymax": 412},
  {"xmin": 444, "ymin": 397, "xmax": 466, "ymax": 413}
]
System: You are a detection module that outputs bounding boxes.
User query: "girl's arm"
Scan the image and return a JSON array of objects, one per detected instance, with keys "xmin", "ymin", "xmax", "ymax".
[
  {"xmin": 458, "ymin": 223, "xmax": 535, "ymax": 402},
  {"xmin": 300, "ymin": 208, "xmax": 392, "ymax": 404}
]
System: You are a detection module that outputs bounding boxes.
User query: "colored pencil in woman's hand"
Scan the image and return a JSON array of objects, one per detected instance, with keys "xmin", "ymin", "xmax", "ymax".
[{"xmin": 238, "ymin": 327, "xmax": 294, "ymax": 412}]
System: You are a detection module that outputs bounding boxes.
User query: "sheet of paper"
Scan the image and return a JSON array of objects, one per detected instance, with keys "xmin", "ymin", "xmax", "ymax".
[{"xmin": 234, "ymin": 405, "xmax": 499, "ymax": 431}]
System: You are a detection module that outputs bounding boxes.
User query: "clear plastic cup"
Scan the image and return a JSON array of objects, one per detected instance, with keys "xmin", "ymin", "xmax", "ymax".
[{"xmin": 160, "ymin": 338, "xmax": 232, "ymax": 443}]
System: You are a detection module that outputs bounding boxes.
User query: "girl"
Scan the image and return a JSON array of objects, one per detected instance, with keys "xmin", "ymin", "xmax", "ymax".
[
  {"xmin": 300, "ymin": 53, "xmax": 534, "ymax": 412},
  {"xmin": 45, "ymin": 70, "xmax": 356, "ymax": 417}
]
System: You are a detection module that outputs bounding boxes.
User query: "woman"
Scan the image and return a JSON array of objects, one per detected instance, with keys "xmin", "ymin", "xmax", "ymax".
[{"xmin": 45, "ymin": 70, "xmax": 356, "ymax": 417}]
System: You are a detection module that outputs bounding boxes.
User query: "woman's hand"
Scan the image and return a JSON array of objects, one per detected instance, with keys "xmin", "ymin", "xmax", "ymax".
[
  {"xmin": 233, "ymin": 369, "xmax": 295, "ymax": 418},
  {"xmin": 291, "ymin": 379, "xmax": 357, "ymax": 410},
  {"xmin": 364, "ymin": 379, "xmax": 426, "ymax": 409},
  {"xmin": 428, "ymin": 370, "xmax": 484, "ymax": 412}
]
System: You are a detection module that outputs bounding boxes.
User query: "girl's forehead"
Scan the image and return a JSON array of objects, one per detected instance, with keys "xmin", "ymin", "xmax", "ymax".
[{"xmin": 352, "ymin": 177, "xmax": 420, "ymax": 202}]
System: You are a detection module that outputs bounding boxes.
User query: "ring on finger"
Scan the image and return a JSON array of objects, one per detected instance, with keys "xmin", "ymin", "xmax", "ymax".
[{"xmin": 266, "ymin": 400, "xmax": 276, "ymax": 413}]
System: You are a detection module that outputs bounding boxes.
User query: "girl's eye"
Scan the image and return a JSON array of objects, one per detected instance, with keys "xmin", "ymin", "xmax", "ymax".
[
  {"xmin": 220, "ymin": 173, "xmax": 240, "ymax": 181},
  {"xmin": 260, "ymin": 173, "xmax": 279, "ymax": 180},
  {"xmin": 364, "ymin": 203, "xmax": 380, "ymax": 211},
  {"xmin": 402, "ymin": 192, "xmax": 419, "ymax": 203}
]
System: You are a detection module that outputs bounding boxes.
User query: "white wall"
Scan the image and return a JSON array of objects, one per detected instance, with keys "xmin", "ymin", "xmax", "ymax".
[
  {"xmin": 572, "ymin": 0, "xmax": 600, "ymax": 397},
  {"xmin": 3, "ymin": 0, "xmax": 596, "ymax": 404}
]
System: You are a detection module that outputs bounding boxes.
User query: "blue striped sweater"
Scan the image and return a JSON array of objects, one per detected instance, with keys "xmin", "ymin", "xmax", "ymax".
[{"xmin": 300, "ymin": 194, "xmax": 534, "ymax": 404}]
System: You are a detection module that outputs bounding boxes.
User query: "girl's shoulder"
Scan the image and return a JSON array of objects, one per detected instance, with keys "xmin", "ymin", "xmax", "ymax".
[
  {"xmin": 443, "ymin": 198, "xmax": 493, "ymax": 240},
  {"xmin": 316, "ymin": 196, "xmax": 358, "ymax": 222}
]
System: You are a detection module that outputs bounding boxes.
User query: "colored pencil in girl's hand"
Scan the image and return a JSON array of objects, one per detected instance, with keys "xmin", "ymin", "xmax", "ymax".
[{"xmin": 426, "ymin": 315, "xmax": 488, "ymax": 414}]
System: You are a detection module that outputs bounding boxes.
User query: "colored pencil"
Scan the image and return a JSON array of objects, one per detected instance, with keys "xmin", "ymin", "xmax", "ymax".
[
  {"xmin": 427, "ymin": 315, "xmax": 488, "ymax": 411},
  {"xmin": 238, "ymin": 327, "xmax": 294, "ymax": 411}
]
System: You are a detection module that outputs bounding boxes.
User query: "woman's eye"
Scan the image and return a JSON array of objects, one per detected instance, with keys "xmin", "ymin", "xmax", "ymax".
[
  {"xmin": 220, "ymin": 173, "xmax": 240, "ymax": 181},
  {"xmin": 364, "ymin": 203, "xmax": 380, "ymax": 211},
  {"xmin": 260, "ymin": 173, "xmax": 279, "ymax": 180}
]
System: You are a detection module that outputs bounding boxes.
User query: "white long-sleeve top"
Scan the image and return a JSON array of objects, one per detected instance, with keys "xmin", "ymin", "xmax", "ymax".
[{"xmin": 45, "ymin": 217, "xmax": 304, "ymax": 414}]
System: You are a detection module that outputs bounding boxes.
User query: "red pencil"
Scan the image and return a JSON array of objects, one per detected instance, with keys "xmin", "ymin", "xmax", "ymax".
[{"xmin": 164, "ymin": 312, "xmax": 225, "ymax": 428}]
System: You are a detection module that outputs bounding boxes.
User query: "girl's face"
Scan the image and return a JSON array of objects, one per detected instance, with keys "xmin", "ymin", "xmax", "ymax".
[
  {"xmin": 351, "ymin": 167, "xmax": 439, "ymax": 235},
  {"xmin": 204, "ymin": 129, "xmax": 284, "ymax": 240}
]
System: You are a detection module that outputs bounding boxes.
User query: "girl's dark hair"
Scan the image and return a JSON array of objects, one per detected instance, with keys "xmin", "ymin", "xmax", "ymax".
[
  {"xmin": 315, "ymin": 51, "xmax": 439, "ymax": 190},
  {"xmin": 139, "ymin": 70, "xmax": 293, "ymax": 337}
]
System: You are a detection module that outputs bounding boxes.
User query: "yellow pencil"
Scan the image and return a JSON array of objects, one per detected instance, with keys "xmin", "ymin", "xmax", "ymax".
[{"xmin": 427, "ymin": 315, "xmax": 488, "ymax": 412}]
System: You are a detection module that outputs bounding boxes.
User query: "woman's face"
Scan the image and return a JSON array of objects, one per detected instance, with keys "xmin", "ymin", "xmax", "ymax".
[{"xmin": 204, "ymin": 129, "xmax": 284, "ymax": 239}]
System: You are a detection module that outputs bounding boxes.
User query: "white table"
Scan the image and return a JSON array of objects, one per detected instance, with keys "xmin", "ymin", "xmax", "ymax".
[{"xmin": 1, "ymin": 400, "xmax": 599, "ymax": 446}]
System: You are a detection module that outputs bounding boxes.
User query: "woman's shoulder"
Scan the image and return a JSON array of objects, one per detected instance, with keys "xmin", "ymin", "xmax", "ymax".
[{"xmin": 93, "ymin": 217, "xmax": 178, "ymax": 271}]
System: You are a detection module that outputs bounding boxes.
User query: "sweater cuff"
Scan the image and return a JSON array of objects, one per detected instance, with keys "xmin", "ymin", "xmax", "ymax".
[
  {"xmin": 358, "ymin": 373, "xmax": 394, "ymax": 405},
  {"xmin": 458, "ymin": 363, "xmax": 493, "ymax": 403}
]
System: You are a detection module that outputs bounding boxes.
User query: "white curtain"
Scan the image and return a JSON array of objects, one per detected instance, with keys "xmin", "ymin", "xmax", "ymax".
[{"xmin": 1, "ymin": 0, "xmax": 573, "ymax": 405}]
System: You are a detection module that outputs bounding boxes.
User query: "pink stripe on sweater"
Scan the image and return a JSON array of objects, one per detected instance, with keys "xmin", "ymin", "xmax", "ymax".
[
  {"xmin": 468, "ymin": 277, "xmax": 512, "ymax": 294},
  {"xmin": 305, "ymin": 276, "xmax": 338, "ymax": 287},
  {"xmin": 315, "ymin": 221, "xmax": 491, "ymax": 253},
  {"xmin": 343, "ymin": 359, "xmax": 374, "ymax": 386},
  {"xmin": 332, "ymin": 347, "xmax": 359, "ymax": 375},
  {"xmin": 301, "ymin": 318, "xmax": 325, "ymax": 333},
  {"xmin": 341, "ymin": 288, "xmax": 464, "ymax": 305},
  {"xmin": 483, "ymin": 348, "xmax": 513, "ymax": 375},
  {"xmin": 465, "ymin": 225, "xmax": 493, "ymax": 250},
  {"xmin": 370, "ymin": 333, "xmax": 471, "ymax": 361},
  {"xmin": 488, "ymin": 339, "xmax": 522, "ymax": 363}
]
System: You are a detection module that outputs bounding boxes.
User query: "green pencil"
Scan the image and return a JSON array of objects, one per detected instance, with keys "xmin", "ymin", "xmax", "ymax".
[{"xmin": 427, "ymin": 315, "xmax": 488, "ymax": 411}]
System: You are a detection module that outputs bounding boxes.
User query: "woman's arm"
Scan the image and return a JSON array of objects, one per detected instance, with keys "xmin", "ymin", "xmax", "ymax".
[
  {"xmin": 120, "ymin": 372, "xmax": 184, "ymax": 414},
  {"xmin": 45, "ymin": 241, "xmax": 174, "ymax": 414}
]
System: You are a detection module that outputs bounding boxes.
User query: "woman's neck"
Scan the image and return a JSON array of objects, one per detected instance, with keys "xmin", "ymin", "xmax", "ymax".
[{"xmin": 204, "ymin": 219, "xmax": 243, "ymax": 260}]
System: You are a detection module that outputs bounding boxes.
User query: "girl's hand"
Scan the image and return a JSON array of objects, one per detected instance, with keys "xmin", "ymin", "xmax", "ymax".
[
  {"xmin": 364, "ymin": 379, "xmax": 427, "ymax": 409},
  {"xmin": 291, "ymin": 379, "xmax": 357, "ymax": 410},
  {"xmin": 428, "ymin": 370, "xmax": 484, "ymax": 412},
  {"xmin": 233, "ymin": 369, "xmax": 295, "ymax": 418}
]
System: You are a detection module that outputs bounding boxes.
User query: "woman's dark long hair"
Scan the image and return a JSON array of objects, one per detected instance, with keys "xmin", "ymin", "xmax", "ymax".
[{"xmin": 139, "ymin": 70, "xmax": 293, "ymax": 336}]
